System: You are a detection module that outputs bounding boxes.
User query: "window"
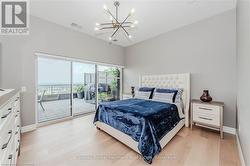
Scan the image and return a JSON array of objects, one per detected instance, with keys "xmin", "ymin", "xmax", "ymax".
[{"xmin": 37, "ymin": 54, "xmax": 123, "ymax": 123}]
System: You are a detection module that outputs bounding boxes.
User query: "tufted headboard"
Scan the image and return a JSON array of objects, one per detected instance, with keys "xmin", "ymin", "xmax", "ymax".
[{"xmin": 140, "ymin": 73, "xmax": 190, "ymax": 127}]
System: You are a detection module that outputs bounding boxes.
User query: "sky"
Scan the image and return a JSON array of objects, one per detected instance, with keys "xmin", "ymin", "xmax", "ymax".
[
  {"xmin": 38, "ymin": 57, "xmax": 115, "ymax": 85},
  {"xmin": 38, "ymin": 57, "xmax": 95, "ymax": 85}
]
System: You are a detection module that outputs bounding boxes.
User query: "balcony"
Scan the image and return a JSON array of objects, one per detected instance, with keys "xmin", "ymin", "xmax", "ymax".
[
  {"xmin": 37, "ymin": 83, "xmax": 120, "ymax": 123},
  {"xmin": 37, "ymin": 84, "xmax": 96, "ymax": 123}
]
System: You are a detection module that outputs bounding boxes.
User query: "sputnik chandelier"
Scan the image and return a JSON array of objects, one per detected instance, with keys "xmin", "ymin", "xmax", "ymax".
[{"xmin": 95, "ymin": 1, "xmax": 138, "ymax": 41}]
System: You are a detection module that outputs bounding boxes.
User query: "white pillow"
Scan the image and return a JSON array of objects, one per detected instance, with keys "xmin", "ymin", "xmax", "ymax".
[
  {"xmin": 134, "ymin": 91, "xmax": 151, "ymax": 99},
  {"xmin": 153, "ymin": 92, "xmax": 175, "ymax": 103}
]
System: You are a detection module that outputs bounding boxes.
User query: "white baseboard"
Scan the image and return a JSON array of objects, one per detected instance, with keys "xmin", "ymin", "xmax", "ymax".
[
  {"xmin": 236, "ymin": 133, "xmax": 246, "ymax": 166},
  {"xmin": 21, "ymin": 124, "xmax": 37, "ymax": 133},
  {"xmin": 37, "ymin": 116, "xmax": 73, "ymax": 127},
  {"xmin": 223, "ymin": 126, "xmax": 236, "ymax": 135}
]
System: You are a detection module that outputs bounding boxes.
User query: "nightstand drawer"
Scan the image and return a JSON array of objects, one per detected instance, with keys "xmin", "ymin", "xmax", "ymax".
[
  {"xmin": 193, "ymin": 104, "xmax": 220, "ymax": 116},
  {"xmin": 193, "ymin": 112, "xmax": 220, "ymax": 126}
]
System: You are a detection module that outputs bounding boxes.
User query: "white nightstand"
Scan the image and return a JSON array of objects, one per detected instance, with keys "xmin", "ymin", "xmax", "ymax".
[
  {"xmin": 122, "ymin": 93, "xmax": 132, "ymax": 100},
  {"xmin": 191, "ymin": 99, "xmax": 224, "ymax": 139}
]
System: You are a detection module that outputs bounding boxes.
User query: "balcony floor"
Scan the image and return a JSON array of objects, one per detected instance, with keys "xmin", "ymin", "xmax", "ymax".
[{"xmin": 38, "ymin": 98, "xmax": 95, "ymax": 123}]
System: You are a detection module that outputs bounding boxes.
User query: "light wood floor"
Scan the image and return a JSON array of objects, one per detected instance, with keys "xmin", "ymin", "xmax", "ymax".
[{"xmin": 18, "ymin": 115, "xmax": 241, "ymax": 166}]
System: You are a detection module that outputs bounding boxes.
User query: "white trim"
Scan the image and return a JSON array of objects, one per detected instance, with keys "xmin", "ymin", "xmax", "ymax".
[
  {"xmin": 37, "ymin": 116, "xmax": 73, "ymax": 127},
  {"xmin": 21, "ymin": 124, "xmax": 37, "ymax": 133},
  {"xmin": 223, "ymin": 126, "xmax": 236, "ymax": 135},
  {"xmin": 236, "ymin": 132, "xmax": 246, "ymax": 166},
  {"xmin": 35, "ymin": 55, "xmax": 38, "ymax": 127}
]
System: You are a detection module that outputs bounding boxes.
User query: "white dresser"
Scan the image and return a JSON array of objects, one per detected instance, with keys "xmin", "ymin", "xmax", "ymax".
[{"xmin": 0, "ymin": 89, "xmax": 21, "ymax": 166}]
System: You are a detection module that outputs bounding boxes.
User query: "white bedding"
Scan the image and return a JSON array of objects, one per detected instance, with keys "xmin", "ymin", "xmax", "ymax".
[{"xmin": 174, "ymin": 102, "xmax": 185, "ymax": 119}]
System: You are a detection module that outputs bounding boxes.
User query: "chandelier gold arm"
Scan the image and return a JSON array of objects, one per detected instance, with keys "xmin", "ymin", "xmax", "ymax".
[
  {"xmin": 96, "ymin": 1, "xmax": 136, "ymax": 41},
  {"xmin": 107, "ymin": 10, "xmax": 131, "ymax": 37}
]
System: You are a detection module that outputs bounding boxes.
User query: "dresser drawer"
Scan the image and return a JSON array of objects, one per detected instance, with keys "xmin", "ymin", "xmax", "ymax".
[
  {"xmin": 0, "ymin": 114, "xmax": 15, "ymax": 144},
  {"xmin": 193, "ymin": 103, "xmax": 220, "ymax": 116},
  {"xmin": 0, "ymin": 128, "xmax": 13, "ymax": 162},
  {"xmin": 1, "ymin": 137, "xmax": 15, "ymax": 166},
  {"xmin": 14, "ymin": 111, "xmax": 20, "ymax": 126},
  {"xmin": 13, "ymin": 95, "xmax": 20, "ymax": 114},
  {"xmin": 0, "ymin": 103, "xmax": 13, "ymax": 130},
  {"xmin": 0, "ymin": 90, "xmax": 21, "ymax": 166},
  {"xmin": 0, "ymin": 149, "xmax": 9, "ymax": 166},
  {"xmin": 193, "ymin": 111, "xmax": 220, "ymax": 127}
]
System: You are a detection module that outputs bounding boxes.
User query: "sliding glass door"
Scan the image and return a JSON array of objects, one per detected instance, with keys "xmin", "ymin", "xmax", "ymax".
[
  {"xmin": 37, "ymin": 55, "xmax": 122, "ymax": 123},
  {"xmin": 98, "ymin": 65, "xmax": 121, "ymax": 103},
  {"xmin": 72, "ymin": 62, "xmax": 96, "ymax": 116},
  {"xmin": 37, "ymin": 57, "xmax": 71, "ymax": 123}
]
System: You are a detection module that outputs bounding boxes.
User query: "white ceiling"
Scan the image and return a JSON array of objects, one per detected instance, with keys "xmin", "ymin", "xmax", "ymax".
[{"xmin": 30, "ymin": 0, "xmax": 236, "ymax": 47}]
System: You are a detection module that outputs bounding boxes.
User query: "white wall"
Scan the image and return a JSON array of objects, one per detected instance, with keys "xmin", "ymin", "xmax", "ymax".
[
  {"xmin": 236, "ymin": 0, "xmax": 250, "ymax": 164},
  {"xmin": 124, "ymin": 10, "xmax": 236, "ymax": 128},
  {"xmin": 0, "ymin": 16, "xmax": 125, "ymax": 126}
]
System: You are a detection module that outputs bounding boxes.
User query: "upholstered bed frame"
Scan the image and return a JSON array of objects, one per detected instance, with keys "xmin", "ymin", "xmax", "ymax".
[
  {"xmin": 95, "ymin": 73, "xmax": 190, "ymax": 154},
  {"xmin": 140, "ymin": 73, "xmax": 190, "ymax": 127}
]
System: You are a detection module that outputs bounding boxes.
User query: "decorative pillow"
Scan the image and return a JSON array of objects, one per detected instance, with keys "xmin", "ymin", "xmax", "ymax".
[
  {"xmin": 167, "ymin": 88, "xmax": 183, "ymax": 103},
  {"xmin": 153, "ymin": 92, "xmax": 176, "ymax": 103},
  {"xmin": 153, "ymin": 88, "xmax": 183, "ymax": 103},
  {"xmin": 138, "ymin": 87, "xmax": 154, "ymax": 92},
  {"xmin": 153, "ymin": 88, "xmax": 178, "ymax": 103},
  {"xmin": 134, "ymin": 87, "xmax": 155, "ymax": 99}
]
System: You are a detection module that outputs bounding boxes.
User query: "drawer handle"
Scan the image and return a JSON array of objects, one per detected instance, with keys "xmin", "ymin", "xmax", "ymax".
[
  {"xmin": 15, "ymin": 125, "xmax": 20, "ymax": 135},
  {"xmin": 2, "ymin": 130, "xmax": 12, "ymax": 150},
  {"xmin": 8, "ymin": 154, "xmax": 13, "ymax": 160},
  {"xmin": 199, "ymin": 116, "xmax": 213, "ymax": 121},
  {"xmin": 199, "ymin": 107, "xmax": 212, "ymax": 111},
  {"xmin": 1, "ymin": 110, "xmax": 12, "ymax": 119},
  {"xmin": 8, "ymin": 154, "xmax": 13, "ymax": 166},
  {"xmin": 15, "ymin": 130, "xmax": 20, "ymax": 135}
]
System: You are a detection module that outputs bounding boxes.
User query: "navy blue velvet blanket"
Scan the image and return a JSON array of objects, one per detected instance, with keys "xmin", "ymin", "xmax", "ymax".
[{"xmin": 93, "ymin": 98, "xmax": 181, "ymax": 164}]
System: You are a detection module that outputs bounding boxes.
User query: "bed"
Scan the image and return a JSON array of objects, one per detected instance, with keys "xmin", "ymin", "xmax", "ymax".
[{"xmin": 94, "ymin": 73, "xmax": 190, "ymax": 163}]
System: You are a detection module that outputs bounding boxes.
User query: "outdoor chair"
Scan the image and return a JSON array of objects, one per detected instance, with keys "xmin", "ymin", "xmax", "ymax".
[{"xmin": 38, "ymin": 90, "xmax": 46, "ymax": 111}]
